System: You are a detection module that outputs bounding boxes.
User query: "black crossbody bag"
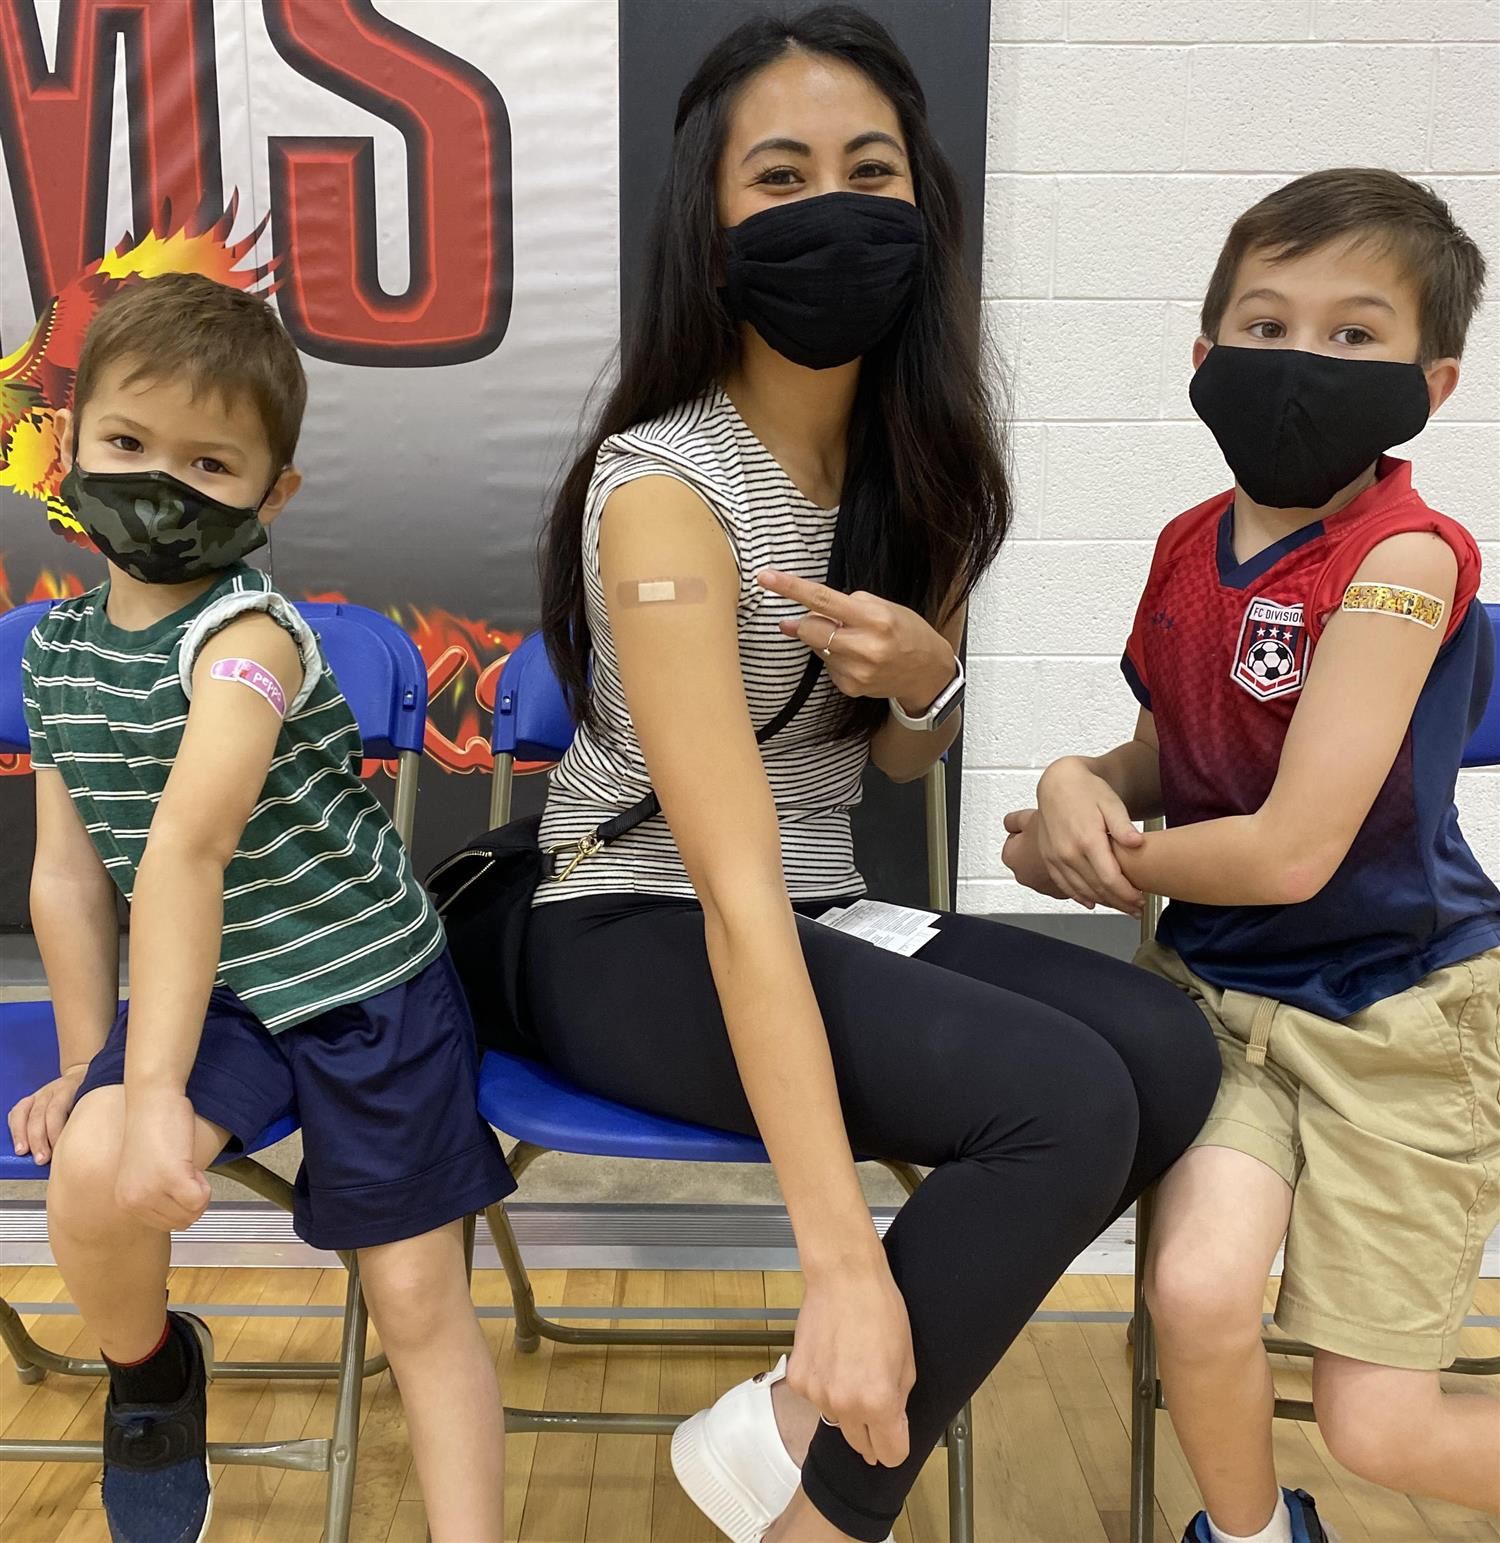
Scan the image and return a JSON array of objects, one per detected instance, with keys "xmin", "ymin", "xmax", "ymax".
[{"xmin": 426, "ymin": 645, "xmax": 825, "ymax": 1056}]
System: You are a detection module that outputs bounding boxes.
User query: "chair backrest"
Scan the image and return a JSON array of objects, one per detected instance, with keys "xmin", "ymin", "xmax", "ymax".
[
  {"xmin": 491, "ymin": 630, "xmax": 577, "ymax": 763},
  {"xmin": 1463, "ymin": 601, "xmax": 1500, "ymax": 769},
  {"xmin": 295, "ymin": 602, "xmax": 428, "ymax": 760},
  {"xmin": 0, "ymin": 601, "xmax": 54, "ymax": 754}
]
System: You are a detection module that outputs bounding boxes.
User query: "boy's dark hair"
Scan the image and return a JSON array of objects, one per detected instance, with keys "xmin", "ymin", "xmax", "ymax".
[
  {"xmin": 73, "ymin": 273, "xmax": 307, "ymax": 468},
  {"xmin": 1201, "ymin": 168, "xmax": 1487, "ymax": 362}
]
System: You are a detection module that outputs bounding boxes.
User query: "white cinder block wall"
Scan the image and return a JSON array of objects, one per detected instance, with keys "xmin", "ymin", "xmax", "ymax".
[{"xmin": 960, "ymin": 0, "xmax": 1500, "ymax": 917}]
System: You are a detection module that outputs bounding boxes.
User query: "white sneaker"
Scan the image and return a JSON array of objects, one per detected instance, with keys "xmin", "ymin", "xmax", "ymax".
[{"xmin": 670, "ymin": 1355, "xmax": 894, "ymax": 1543}]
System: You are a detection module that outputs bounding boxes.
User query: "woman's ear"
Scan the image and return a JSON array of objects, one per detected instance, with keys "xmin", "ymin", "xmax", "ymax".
[
  {"xmin": 257, "ymin": 466, "xmax": 303, "ymax": 527},
  {"xmin": 1191, "ymin": 337, "xmax": 1212, "ymax": 371}
]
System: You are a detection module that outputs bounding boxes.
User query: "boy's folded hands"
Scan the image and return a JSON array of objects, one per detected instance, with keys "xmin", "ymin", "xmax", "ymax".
[{"xmin": 1003, "ymin": 759, "xmax": 1145, "ymax": 916}]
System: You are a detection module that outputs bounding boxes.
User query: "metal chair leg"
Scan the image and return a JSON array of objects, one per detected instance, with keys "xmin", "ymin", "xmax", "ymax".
[
  {"xmin": 1130, "ymin": 1189, "xmax": 1159, "ymax": 1543},
  {"xmin": 485, "ymin": 1199, "xmax": 544, "ymax": 1354},
  {"xmin": 322, "ymin": 1253, "xmax": 369, "ymax": 1543},
  {"xmin": 946, "ymin": 1402, "xmax": 974, "ymax": 1543}
]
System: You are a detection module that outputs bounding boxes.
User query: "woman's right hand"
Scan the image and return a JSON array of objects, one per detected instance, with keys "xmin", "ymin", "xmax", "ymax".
[{"xmin": 787, "ymin": 1251, "xmax": 916, "ymax": 1467}]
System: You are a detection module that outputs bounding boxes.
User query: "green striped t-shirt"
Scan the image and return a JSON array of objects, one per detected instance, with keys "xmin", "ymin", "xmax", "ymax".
[{"xmin": 21, "ymin": 566, "xmax": 445, "ymax": 1032}]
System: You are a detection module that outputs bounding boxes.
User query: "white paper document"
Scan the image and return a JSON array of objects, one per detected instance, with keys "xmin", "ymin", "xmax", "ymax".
[{"xmin": 816, "ymin": 898, "xmax": 941, "ymax": 956}]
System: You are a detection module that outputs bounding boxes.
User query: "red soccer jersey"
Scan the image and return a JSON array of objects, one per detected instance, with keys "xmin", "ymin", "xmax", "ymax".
[{"xmin": 1123, "ymin": 457, "xmax": 1499, "ymax": 1017}]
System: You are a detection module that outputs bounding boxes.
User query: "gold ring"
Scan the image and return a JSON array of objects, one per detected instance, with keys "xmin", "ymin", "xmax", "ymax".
[{"xmin": 820, "ymin": 622, "xmax": 841, "ymax": 659}]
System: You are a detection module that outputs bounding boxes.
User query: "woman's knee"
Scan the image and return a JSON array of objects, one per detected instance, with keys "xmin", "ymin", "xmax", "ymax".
[
  {"xmin": 1129, "ymin": 975, "xmax": 1221, "ymax": 1127},
  {"xmin": 1021, "ymin": 1022, "xmax": 1141, "ymax": 1191}
]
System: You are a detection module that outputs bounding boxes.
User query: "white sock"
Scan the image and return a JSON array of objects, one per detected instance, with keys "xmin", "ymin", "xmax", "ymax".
[{"xmin": 1208, "ymin": 1492, "xmax": 1293, "ymax": 1543}]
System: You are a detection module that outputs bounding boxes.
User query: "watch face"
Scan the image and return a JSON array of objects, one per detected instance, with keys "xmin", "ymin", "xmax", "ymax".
[{"xmin": 934, "ymin": 682, "xmax": 965, "ymax": 727}]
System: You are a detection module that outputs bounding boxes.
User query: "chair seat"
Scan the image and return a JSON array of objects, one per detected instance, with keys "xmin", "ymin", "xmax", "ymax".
[
  {"xmin": 0, "ymin": 1000, "xmax": 297, "ymax": 1180},
  {"xmin": 478, "ymin": 1049, "xmax": 772, "ymax": 1164}
]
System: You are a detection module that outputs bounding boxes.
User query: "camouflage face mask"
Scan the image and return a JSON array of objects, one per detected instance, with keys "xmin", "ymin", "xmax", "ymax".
[{"xmin": 61, "ymin": 463, "xmax": 271, "ymax": 584}]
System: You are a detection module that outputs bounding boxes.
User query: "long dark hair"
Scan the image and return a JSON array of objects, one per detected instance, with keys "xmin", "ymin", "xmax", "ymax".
[{"xmin": 540, "ymin": 4, "xmax": 1010, "ymax": 734}]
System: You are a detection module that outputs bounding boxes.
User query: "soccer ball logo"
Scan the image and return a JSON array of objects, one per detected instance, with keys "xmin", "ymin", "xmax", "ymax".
[
  {"xmin": 1233, "ymin": 597, "xmax": 1309, "ymax": 700},
  {"xmin": 1245, "ymin": 636, "xmax": 1297, "ymax": 684}
]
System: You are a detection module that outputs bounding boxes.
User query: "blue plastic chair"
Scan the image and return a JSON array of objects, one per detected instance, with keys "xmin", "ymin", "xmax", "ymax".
[
  {"xmin": 0, "ymin": 595, "xmax": 430, "ymax": 1543},
  {"xmin": 1127, "ymin": 600, "xmax": 1500, "ymax": 1543},
  {"xmin": 474, "ymin": 631, "xmax": 976, "ymax": 1542}
]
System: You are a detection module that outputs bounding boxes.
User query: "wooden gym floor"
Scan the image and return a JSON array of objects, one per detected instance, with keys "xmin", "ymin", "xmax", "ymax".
[{"xmin": 2, "ymin": 1268, "xmax": 1496, "ymax": 1542}]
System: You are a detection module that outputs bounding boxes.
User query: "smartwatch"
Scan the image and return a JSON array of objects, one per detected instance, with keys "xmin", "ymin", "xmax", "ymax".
[{"xmin": 888, "ymin": 655, "xmax": 965, "ymax": 731}]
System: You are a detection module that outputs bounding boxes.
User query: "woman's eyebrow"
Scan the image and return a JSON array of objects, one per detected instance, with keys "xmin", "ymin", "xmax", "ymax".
[
  {"xmin": 742, "ymin": 136, "xmax": 812, "ymax": 163},
  {"xmin": 846, "ymin": 131, "xmax": 904, "ymax": 155}
]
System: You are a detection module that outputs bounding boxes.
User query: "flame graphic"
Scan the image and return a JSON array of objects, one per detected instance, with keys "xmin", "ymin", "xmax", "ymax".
[{"xmin": 0, "ymin": 198, "xmax": 274, "ymax": 545}]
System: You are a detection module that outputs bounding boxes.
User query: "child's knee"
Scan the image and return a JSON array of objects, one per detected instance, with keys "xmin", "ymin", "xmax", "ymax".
[
  {"xmin": 360, "ymin": 1229, "xmax": 469, "ymax": 1348},
  {"xmin": 1317, "ymin": 1394, "xmax": 1407, "ymax": 1486},
  {"xmin": 47, "ymin": 1100, "xmax": 128, "ymax": 1240},
  {"xmin": 1145, "ymin": 1237, "xmax": 1263, "ymax": 1351}
]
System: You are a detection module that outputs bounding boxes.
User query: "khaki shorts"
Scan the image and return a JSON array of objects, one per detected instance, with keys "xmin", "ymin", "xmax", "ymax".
[{"xmin": 1139, "ymin": 942, "xmax": 1500, "ymax": 1371}]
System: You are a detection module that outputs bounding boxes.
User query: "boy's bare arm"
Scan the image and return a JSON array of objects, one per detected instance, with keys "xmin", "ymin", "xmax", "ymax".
[
  {"xmin": 9, "ymin": 768, "xmax": 123, "ymax": 1162},
  {"xmin": 31, "ymin": 768, "xmax": 120, "ymax": 1072},
  {"xmin": 114, "ymin": 612, "xmax": 302, "ymax": 1229},
  {"xmin": 1114, "ymin": 532, "xmax": 1458, "ymax": 907}
]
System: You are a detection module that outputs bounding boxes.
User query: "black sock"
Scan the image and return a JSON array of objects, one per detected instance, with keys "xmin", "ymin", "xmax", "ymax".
[{"xmin": 105, "ymin": 1314, "xmax": 193, "ymax": 1407}]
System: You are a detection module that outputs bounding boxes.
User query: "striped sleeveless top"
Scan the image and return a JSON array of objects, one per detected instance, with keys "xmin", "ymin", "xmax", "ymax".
[
  {"xmin": 535, "ymin": 389, "xmax": 870, "ymax": 906},
  {"xmin": 21, "ymin": 567, "xmax": 445, "ymax": 1031}
]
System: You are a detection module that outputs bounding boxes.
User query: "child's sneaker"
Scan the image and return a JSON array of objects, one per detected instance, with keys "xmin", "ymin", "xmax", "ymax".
[
  {"xmin": 671, "ymin": 1355, "xmax": 894, "ymax": 1543},
  {"xmin": 1181, "ymin": 1489, "xmax": 1335, "ymax": 1543},
  {"xmin": 101, "ymin": 1312, "xmax": 214, "ymax": 1543}
]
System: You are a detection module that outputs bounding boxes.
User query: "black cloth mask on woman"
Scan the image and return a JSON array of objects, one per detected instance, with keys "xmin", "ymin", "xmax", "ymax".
[
  {"xmin": 721, "ymin": 191, "xmax": 926, "ymax": 370},
  {"xmin": 1189, "ymin": 344, "xmax": 1432, "ymax": 510}
]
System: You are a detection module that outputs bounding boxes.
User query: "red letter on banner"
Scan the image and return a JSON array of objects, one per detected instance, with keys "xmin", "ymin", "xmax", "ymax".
[
  {"xmin": 264, "ymin": 0, "xmax": 513, "ymax": 366},
  {"xmin": 0, "ymin": 0, "xmax": 222, "ymax": 311}
]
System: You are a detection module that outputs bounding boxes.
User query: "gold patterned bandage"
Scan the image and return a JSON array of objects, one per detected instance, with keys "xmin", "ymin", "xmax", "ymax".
[{"xmin": 1341, "ymin": 582, "xmax": 1446, "ymax": 629}]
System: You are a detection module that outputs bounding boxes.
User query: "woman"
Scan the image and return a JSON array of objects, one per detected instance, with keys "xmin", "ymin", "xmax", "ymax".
[{"xmin": 528, "ymin": 9, "xmax": 1220, "ymax": 1541}]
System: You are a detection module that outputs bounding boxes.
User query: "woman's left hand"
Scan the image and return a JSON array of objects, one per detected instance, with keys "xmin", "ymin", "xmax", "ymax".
[{"xmin": 757, "ymin": 569, "xmax": 957, "ymax": 713}]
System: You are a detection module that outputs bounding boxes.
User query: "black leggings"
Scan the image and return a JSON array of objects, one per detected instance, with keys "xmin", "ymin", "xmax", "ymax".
[{"xmin": 524, "ymin": 896, "xmax": 1219, "ymax": 1541}]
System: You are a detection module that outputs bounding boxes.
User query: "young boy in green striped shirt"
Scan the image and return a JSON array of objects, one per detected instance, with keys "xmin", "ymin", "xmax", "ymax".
[{"xmin": 6, "ymin": 274, "xmax": 514, "ymax": 1543}]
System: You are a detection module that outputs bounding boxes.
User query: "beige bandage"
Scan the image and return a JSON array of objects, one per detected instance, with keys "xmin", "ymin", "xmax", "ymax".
[
  {"xmin": 616, "ymin": 577, "xmax": 708, "ymax": 608},
  {"xmin": 1341, "ymin": 582, "xmax": 1446, "ymax": 630}
]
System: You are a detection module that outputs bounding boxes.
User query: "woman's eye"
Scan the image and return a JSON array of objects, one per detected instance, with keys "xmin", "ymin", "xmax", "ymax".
[
  {"xmin": 1246, "ymin": 320, "xmax": 1285, "ymax": 340},
  {"xmin": 755, "ymin": 166, "xmax": 802, "ymax": 188},
  {"xmin": 1333, "ymin": 326, "xmax": 1374, "ymax": 346},
  {"xmin": 108, "ymin": 435, "xmax": 142, "ymax": 452},
  {"xmin": 851, "ymin": 160, "xmax": 896, "ymax": 180}
]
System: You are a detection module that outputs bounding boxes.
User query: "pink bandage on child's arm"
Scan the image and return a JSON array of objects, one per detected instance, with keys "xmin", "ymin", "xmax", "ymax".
[{"xmin": 208, "ymin": 657, "xmax": 288, "ymax": 718}]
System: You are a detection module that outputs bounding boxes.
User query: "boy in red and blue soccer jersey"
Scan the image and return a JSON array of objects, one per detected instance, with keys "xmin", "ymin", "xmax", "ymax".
[{"xmin": 1004, "ymin": 169, "xmax": 1499, "ymax": 1543}]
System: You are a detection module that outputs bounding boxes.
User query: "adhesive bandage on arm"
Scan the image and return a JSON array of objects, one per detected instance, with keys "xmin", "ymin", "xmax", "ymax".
[
  {"xmin": 1340, "ymin": 582, "xmax": 1447, "ymax": 630},
  {"xmin": 615, "ymin": 577, "xmax": 709, "ymax": 608},
  {"xmin": 209, "ymin": 658, "xmax": 288, "ymax": 717}
]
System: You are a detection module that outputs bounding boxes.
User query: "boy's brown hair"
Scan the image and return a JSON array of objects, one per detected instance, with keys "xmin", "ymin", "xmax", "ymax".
[
  {"xmin": 1201, "ymin": 168, "xmax": 1487, "ymax": 363},
  {"xmin": 73, "ymin": 273, "xmax": 308, "ymax": 468}
]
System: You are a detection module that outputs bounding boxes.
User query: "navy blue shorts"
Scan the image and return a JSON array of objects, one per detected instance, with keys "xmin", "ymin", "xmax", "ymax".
[{"xmin": 75, "ymin": 950, "xmax": 516, "ymax": 1251}]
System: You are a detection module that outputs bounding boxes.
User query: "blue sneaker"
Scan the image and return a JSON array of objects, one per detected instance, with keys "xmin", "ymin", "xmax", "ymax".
[
  {"xmin": 1181, "ymin": 1489, "xmax": 1333, "ymax": 1543},
  {"xmin": 101, "ymin": 1312, "xmax": 214, "ymax": 1543}
]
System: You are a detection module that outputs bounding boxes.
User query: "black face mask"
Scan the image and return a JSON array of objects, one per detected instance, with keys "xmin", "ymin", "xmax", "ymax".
[
  {"xmin": 721, "ymin": 192, "xmax": 926, "ymax": 370},
  {"xmin": 1189, "ymin": 345, "xmax": 1431, "ymax": 510}
]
